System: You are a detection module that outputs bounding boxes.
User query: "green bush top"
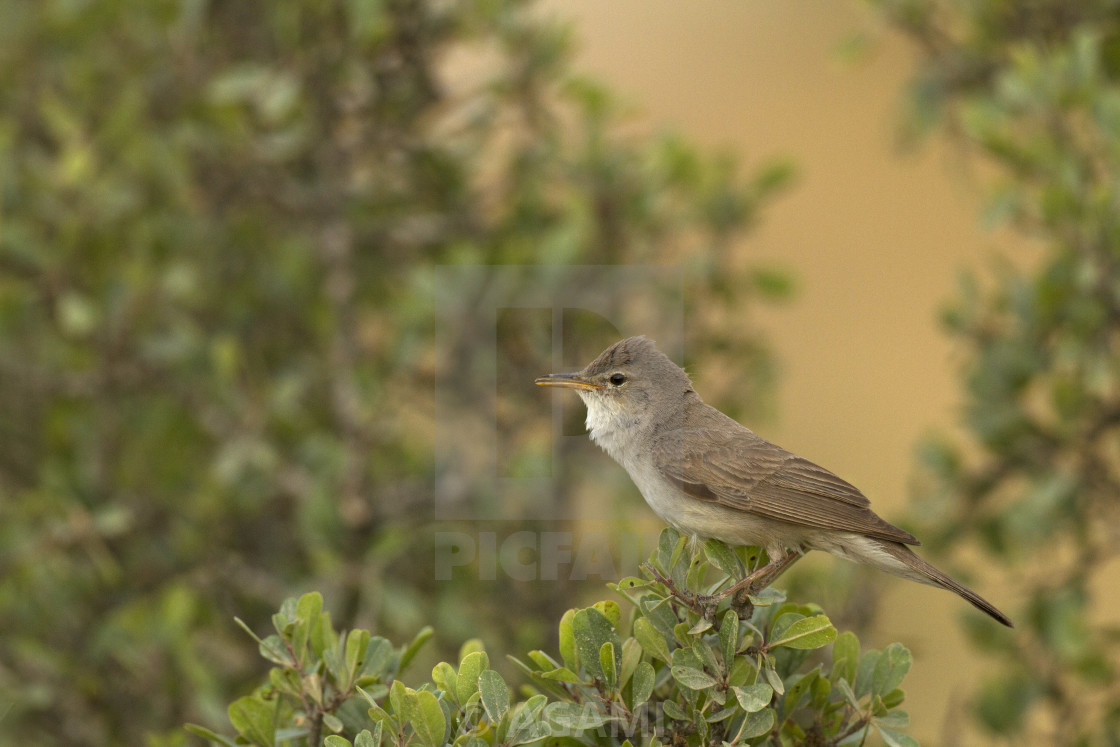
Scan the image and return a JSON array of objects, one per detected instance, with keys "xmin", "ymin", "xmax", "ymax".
[{"xmin": 189, "ymin": 530, "xmax": 915, "ymax": 747}]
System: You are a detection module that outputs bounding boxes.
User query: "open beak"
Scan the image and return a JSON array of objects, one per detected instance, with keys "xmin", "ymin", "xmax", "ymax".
[{"xmin": 534, "ymin": 373, "xmax": 603, "ymax": 391}]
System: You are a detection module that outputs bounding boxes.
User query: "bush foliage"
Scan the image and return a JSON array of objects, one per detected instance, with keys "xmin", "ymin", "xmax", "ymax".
[{"xmin": 190, "ymin": 532, "xmax": 915, "ymax": 747}]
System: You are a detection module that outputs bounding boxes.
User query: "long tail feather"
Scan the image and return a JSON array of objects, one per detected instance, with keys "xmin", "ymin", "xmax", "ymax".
[{"xmin": 879, "ymin": 542, "xmax": 1013, "ymax": 627}]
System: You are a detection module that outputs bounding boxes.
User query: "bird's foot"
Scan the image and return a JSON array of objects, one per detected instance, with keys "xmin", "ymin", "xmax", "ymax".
[{"xmin": 644, "ymin": 549, "xmax": 803, "ymax": 623}]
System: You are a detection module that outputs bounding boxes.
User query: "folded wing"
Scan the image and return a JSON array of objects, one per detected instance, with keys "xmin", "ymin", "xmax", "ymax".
[{"xmin": 653, "ymin": 427, "xmax": 919, "ymax": 546}]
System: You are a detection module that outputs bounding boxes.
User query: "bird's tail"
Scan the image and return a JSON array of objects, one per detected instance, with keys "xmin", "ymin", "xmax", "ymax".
[{"xmin": 877, "ymin": 542, "xmax": 1013, "ymax": 627}]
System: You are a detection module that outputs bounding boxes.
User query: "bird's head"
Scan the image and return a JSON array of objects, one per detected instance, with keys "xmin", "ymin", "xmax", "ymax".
[{"xmin": 535, "ymin": 337, "xmax": 693, "ymax": 434}]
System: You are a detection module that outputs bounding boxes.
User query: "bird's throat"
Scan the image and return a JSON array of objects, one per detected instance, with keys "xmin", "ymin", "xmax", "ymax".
[{"xmin": 581, "ymin": 395, "xmax": 639, "ymax": 465}]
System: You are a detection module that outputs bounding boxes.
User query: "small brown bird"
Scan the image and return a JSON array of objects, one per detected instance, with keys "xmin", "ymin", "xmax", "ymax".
[{"xmin": 537, "ymin": 336, "xmax": 1012, "ymax": 627}]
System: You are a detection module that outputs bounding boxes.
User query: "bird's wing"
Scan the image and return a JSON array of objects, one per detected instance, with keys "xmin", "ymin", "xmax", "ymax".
[{"xmin": 653, "ymin": 427, "xmax": 919, "ymax": 546}]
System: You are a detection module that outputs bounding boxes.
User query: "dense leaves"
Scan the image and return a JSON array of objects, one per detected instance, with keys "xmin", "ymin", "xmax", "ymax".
[{"xmin": 194, "ymin": 532, "xmax": 915, "ymax": 746}]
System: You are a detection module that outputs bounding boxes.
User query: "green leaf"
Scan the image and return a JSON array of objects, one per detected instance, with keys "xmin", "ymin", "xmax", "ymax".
[
  {"xmin": 365, "ymin": 702, "xmax": 396, "ymax": 732},
  {"xmin": 876, "ymin": 709, "xmax": 910, "ymax": 729},
  {"xmin": 707, "ymin": 704, "xmax": 740, "ymax": 723},
  {"xmin": 456, "ymin": 651, "xmax": 489, "ymax": 705},
  {"xmin": 573, "ymin": 607, "xmax": 621, "ymax": 680},
  {"xmin": 268, "ymin": 667, "xmax": 302, "ymax": 698},
  {"xmin": 662, "ymin": 700, "xmax": 689, "ymax": 721},
  {"xmin": 767, "ymin": 611, "xmax": 805, "ymax": 644},
  {"xmin": 389, "ymin": 680, "xmax": 407, "ymax": 717},
  {"xmin": 411, "ymin": 690, "xmax": 446, "ymax": 747},
  {"xmin": 478, "ymin": 669, "xmax": 510, "ymax": 722},
  {"xmin": 227, "ymin": 696, "xmax": 275, "ymax": 747},
  {"xmin": 311, "ymin": 610, "xmax": 336, "ymax": 658},
  {"xmin": 836, "ymin": 678, "xmax": 861, "ymax": 710},
  {"xmin": 323, "ymin": 711, "xmax": 344, "ymax": 733},
  {"xmin": 558, "ymin": 609, "xmax": 578, "ymax": 670},
  {"xmin": 638, "ymin": 595, "xmax": 680, "ymax": 635},
  {"xmin": 345, "ymin": 629, "xmax": 372, "ymax": 682},
  {"xmin": 719, "ymin": 610, "xmax": 739, "ymax": 668},
  {"xmin": 295, "ymin": 592, "xmax": 323, "ymax": 623},
  {"xmin": 294, "ymin": 592, "xmax": 323, "ymax": 661},
  {"xmin": 883, "ymin": 687, "xmax": 906, "ymax": 709},
  {"xmin": 784, "ymin": 667, "xmax": 821, "ymax": 713},
  {"xmin": 304, "ymin": 672, "xmax": 323, "ymax": 705},
  {"xmin": 688, "ymin": 617, "xmax": 713, "ymax": 635},
  {"xmin": 671, "ymin": 646, "xmax": 705, "ymax": 672},
  {"xmin": 593, "ymin": 600, "xmax": 621, "ymax": 628},
  {"xmin": 513, "ymin": 663, "xmax": 573, "ymax": 700},
  {"xmin": 671, "ymin": 665, "xmax": 717, "ymax": 690},
  {"xmin": 544, "ymin": 701, "xmax": 613, "ymax": 728},
  {"xmin": 508, "ymin": 724, "xmax": 551, "ymax": 746},
  {"xmin": 356, "ymin": 725, "xmax": 381, "ymax": 747},
  {"xmin": 324, "ymin": 736, "xmax": 352, "ymax": 747},
  {"xmin": 399, "ymin": 626, "xmax": 434, "ymax": 674},
  {"xmin": 855, "ymin": 649, "xmax": 880, "ymax": 698},
  {"xmin": 630, "ymin": 661, "xmax": 656, "ymax": 708},
  {"xmin": 692, "ymin": 638, "xmax": 720, "ymax": 674},
  {"xmin": 632, "ymin": 616, "xmax": 671, "ymax": 663},
  {"xmin": 703, "ymin": 539, "xmax": 743, "ymax": 579},
  {"xmin": 831, "ymin": 630, "xmax": 859, "ymax": 684},
  {"xmin": 732, "ymin": 682, "xmax": 773, "ymax": 713},
  {"xmin": 611, "ymin": 577, "xmax": 652, "ymax": 594},
  {"xmin": 727, "ymin": 656, "xmax": 756, "ymax": 687},
  {"xmin": 656, "ymin": 527, "xmax": 683, "ymax": 570},
  {"xmin": 254, "ymin": 633, "xmax": 291, "ymax": 667},
  {"xmin": 768, "ymin": 615, "xmax": 837, "ymax": 650},
  {"xmin": 538, "ymin": 667, "xmax": 582, "ymax": 683},
  {"xmin": 762, "ymin": 661, "xmax": 785, "ymax": 695},
  {"xmin": 323, "ymin": 640, "xmax": 347, "ymax": 685},
  {"xmin": 619, "ymin": 637, "xmax": 641, "ymax": 687},
  {"xmin": 432, "ymin": 661, "xmax": 458, "ymax": 700},
  {"xmin": 599, "ymin": 641, "xmax": 617, "ymax": 689},
  {"xmin": 526, "ymin": 650, "xmax": 561, "ymax": 671},
  {"xmin": 506, "ymin": 694, "xmax": 550, "ymax": 745},
  {"xmin": 667, "ymin": 535, "xmax": 688, "ymax": 580},
  {"xmin": 871, "ymin": 643, "xmax": 912, "ymax": 696},
  {"xmin": 737, "ymin": 707, "xmax": 776, "ymax": 740},
  {"xmin": 362, "ymin": 637, "xmax": 394, "ymax": 679}
]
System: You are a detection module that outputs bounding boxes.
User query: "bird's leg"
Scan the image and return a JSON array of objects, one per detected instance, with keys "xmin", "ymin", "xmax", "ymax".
[
  {"xmin": 717, "ymin": 548, "xmax": 802, "ymax": 601},
  {"xmin": 686, "ymin": 549, "xmax": 804, "ymax": 621}
]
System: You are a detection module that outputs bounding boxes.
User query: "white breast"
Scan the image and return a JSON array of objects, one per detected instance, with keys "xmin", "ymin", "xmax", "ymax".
[{"xmin": 582, "ymin": 395, "xmax": 632, "ymax": 464}]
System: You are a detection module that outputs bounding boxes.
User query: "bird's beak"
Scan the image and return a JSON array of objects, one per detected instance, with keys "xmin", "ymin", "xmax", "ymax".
[{"xmin": 534, "ymin": 373, "xmax": 603, "ymax": 391}]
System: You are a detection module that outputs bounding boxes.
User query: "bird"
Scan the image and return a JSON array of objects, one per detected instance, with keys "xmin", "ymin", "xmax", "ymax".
[{"xmin": 536, "ymin": 336, "xmax": 1012, "ymax": 627}]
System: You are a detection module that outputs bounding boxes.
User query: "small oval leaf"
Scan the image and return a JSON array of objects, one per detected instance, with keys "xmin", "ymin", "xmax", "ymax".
[
  {"xmin": 630, "ymin": 661, "xmax": 656, "ymax": 708},
  {"xmin": 671, "ymin": 665, "xmax": 717, "ymax": 690},
  {"xmin": 733, "ymin": 682, "xmax": 773, "ymax": 713},
  {"xmin": 478, "ymin": 669, "xmax": 510, "ymax": 722},
  {"xmin": 768, "ymin": 615, "xmax": 837, "ymax": 650}
]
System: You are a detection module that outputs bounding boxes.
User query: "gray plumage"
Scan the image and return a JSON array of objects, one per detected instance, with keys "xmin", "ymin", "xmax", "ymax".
[{"xmin": 536, "ymin": 336, "xmax": 1012, "ymax": 627}]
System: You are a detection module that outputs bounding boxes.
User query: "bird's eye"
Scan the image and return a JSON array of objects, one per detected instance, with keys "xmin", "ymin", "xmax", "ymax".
[{"xmin": 609, "ymin": 373, "xmax": 626, "ymax": 386}]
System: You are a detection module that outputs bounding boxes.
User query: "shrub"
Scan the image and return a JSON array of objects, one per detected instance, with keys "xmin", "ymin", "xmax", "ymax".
[{"xmin": 190, "ymin": 531, "xmax": 915, "ymax": 746}]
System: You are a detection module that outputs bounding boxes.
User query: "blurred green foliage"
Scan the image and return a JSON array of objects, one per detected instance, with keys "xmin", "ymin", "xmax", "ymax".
[
  {"xmin": 873, "ymin": 0, "xmax": 1120, "ymax": 743},
  {"xmin": 0, "ymin": 1, "xmax": 791, "ymax": 744},
  {"xmin": 191, "ymin": 532, "xmax": 915, "ymax": 746}
]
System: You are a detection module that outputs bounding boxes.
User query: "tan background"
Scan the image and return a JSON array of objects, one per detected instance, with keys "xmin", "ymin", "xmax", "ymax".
[{"xmin": 542, "ymin": 0, "xmax": 1023, "ymax": 737}]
